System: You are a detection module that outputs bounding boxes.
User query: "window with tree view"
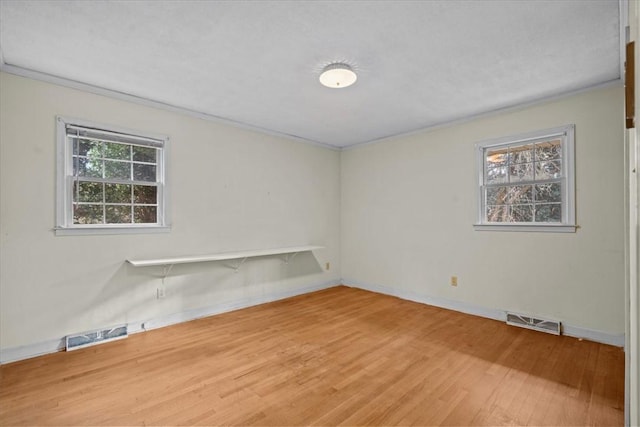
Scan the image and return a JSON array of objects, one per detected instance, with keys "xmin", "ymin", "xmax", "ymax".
[
  {"xmin": 56, "ymin": 117, "xmax": 169, "ymax": 234},
  {"xmin": 475, "ymin": 125, "xmax": 575, "ymax": 232}
]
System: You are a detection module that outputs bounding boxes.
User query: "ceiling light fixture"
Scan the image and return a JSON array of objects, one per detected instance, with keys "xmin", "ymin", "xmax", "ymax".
[{"xmin": 319, "ymin": 63, "xmax": 357, "ymax": 89}]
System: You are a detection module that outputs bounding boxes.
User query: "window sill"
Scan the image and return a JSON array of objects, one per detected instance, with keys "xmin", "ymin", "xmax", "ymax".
[
  {"xmin": 473, "ymin": 224, "xmax": 577, "ymax": 233},
  {"xmin": 54, "ymin": 225, "xmax": 171, "ymax": 236}
]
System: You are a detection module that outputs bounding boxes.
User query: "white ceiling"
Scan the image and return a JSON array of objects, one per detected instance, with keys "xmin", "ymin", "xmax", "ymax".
[{"xmin": 0, "ymin": 0, "xmax": 621, "ymax": 148}]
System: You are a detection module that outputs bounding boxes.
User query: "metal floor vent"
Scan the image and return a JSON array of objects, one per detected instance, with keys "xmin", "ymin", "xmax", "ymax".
[
  {"xmin": 506, "ymin": 312, "xmax": 561, "ymax": 335},
  {"xmin": 66, "ymin": 325, "xmax": 128, "ymax": 351}
]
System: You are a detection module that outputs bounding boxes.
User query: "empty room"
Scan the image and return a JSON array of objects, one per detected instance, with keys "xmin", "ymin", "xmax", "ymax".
[{"xmin": 1, "ymin": 0, "xmax": 639, "ymax": 426}]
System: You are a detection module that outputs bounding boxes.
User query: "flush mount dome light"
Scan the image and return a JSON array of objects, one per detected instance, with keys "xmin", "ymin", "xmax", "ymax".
[{"xmin": 319, "ymin": 63, "xmax": 357, "ymax": 88}]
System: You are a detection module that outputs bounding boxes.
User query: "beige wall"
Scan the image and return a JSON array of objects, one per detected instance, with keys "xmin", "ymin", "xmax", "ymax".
[
  {"xmin": 0, "ymin": 72, "xmax": 341, "ymax": 353},
  {"xmin": 0, "ymin": 71, "xmax": 626, "ymax": 360},
  {"xmin": 341, "ymin": 84, "xmax": 625, "ymax": 336}
]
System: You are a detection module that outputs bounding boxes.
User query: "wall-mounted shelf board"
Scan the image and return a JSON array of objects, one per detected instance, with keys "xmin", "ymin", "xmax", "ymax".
[{"xmin": 127, "ymin": 245, "xmax": 324, "ymax": 268}]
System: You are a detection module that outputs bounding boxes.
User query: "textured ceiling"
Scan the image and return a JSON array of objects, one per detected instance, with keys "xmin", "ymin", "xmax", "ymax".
[{"xmin": 0, "ymin": 0, "xmax": 621, "ymax": 148}]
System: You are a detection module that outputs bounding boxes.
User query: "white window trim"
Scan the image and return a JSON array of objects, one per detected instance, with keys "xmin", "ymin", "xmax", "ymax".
[
  {"xmin": 473, "ymin": 124, "xmax": 577, "ymax": 233},
  {"xmin": 55, "ymin": 116, "xmax": 171, "ymax": 236}
]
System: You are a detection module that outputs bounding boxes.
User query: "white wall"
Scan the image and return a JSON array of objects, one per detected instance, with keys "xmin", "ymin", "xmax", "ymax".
[
  {"xmin": 341, "ymin": 84, "xmax": 625, "ymax": 337},
  {"xmin": 0, "ymin": 70, "xmax": 626, "ymax": 362},
  {"xmin": 0, "ymin": 72, "xmax": 341, "ymax": 357}
]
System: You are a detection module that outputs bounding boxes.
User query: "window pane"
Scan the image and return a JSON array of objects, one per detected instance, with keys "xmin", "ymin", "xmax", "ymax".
[
  {"xmin": 133, "ymin": 164, "xmax": 156, "ymax": 182},
  {"xmin": 104, "ymin": 160, "xmax": 130, "ymax": 180},
  {"xmin": 134, "ymin": 206, "xmax": 157, "ymax": 223},
  {"xmin": 75, "ymin": 157, "xmax": 103, "ymax": 178},
  {"xmin": 103, "ymin": 142, "xmax": 131, "ymax": 160},
  {"xmin": 486, "ymin": 205, "xmax": 509, "ymax": 222},
  {"xmin": 105, "ymin": 205, "xmax": 132, "ymax": 224},
  {"xmin": 486, "ymin": 166, "xmax": 507, "ymax": 184},
  {"xmin": 74, "ymin": 181, "xmax": 103, "ymax": 203},
  {"xmin": 509, "ymin": 162, "xmax": 533, "ymax": 182},
  {"xmin": 535, "ymin": 183, "xmax": 561, "ymax": 203},
  {"xmin": 73, "ymin": 204, "xmax": 103, "ymax": 224},
  {"xmin": 134, "ymin": 185, "xmax": 157, "ymax": 204},
  {"xmin": 105, "ymin": 183, "xmax": 131, "ymax": 203},
  {"xmin": 535, "ymin": 203, "xmax": 562, "ymax": 222},
  {"xmin": 507, "ymin": 185, "xmax": 533, "ymax": 204},
  {"xmin": 510, "ymin": 204, "xmax": 533, "ymax": 222},
  {"xmin": 535, "ymin": 160, "xmax": 562, "ymax": 180},
  {"xmin": 509, "ymin": 144, "xmax": 533, "ymax": 164},
  {"xmin": 73, "ymin": 139, "xmax": 102, "ymax": 157},
  {"xmin": 535, "ymin": 139, "xmax": 561, "ymax": 161},
  {"xmin": 133, "ymin": 146, "xmax": 157, "ymax": 163},
  {"xmin": 486, "ymin": 186, "xmax": 509, "ymax": 205},
  {"xmin": 486, "ymin": 148, "xmax": 508, "ymax": 168}
]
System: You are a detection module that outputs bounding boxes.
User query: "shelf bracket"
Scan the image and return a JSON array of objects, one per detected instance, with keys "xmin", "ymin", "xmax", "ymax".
[
  {"xmin": 226, "ymin": 257, "xmax": 248, "ymax": 273},
  {"xmin": 283, "ymin": 251, "xmax": 300, "ymax": 264},
  {"xmin": 161, "ymin": 264, "xmax": 174, "ymax": 284}
]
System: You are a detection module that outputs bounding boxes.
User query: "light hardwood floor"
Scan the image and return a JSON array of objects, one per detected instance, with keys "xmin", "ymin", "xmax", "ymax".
[{"xmin": 0, "ymin": 286, "xmax": 624, "ymax": 426}]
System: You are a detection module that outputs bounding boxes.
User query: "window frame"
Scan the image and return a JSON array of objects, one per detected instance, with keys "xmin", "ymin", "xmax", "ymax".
[
  {"xmin": 55, "ymin": 116, "xmax": 170, "ymax": 235},
  {"xmin": 474, "ymin": 124, "xmax": 576, "ymax": 233}
]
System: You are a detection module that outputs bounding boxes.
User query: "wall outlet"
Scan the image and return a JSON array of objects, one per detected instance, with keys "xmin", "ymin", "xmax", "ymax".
[
  {"xmin": 450, "ymin": 276, "xmax": 458, "ymax": 287},
  {"xmin": 326, "ymin": 262, "xmax": 330, "ymax": 271},
  {"xmin": 157, "ymin": 287, "xmax": 166, "ymax": 299}
]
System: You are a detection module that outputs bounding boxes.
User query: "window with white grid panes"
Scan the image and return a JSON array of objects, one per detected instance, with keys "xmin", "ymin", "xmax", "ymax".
[
  {"xmin": 475, "ymin": 125, "xmax": 575, "ymax": 232},
  {"xmin": 56, "ymin": 117, "xmax": 169, "ymax": 235}
]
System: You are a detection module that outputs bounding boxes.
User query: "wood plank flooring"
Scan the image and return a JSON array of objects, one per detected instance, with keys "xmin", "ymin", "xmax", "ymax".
[{"xmin": 0, "ymin": 286, "xmax": 624, "ymax": 426}]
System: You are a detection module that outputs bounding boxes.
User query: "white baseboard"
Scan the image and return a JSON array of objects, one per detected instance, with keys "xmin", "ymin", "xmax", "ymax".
[
  {"xmin": 2, "ymin": 278, "xmax": 622, "ymax": 364},
  {"xmin": 134, "ymin": 280, "xmax": 340, "ymax": 332},
  {"xmin": 0, "ymin": 338, "xmax": 66, "ymax": 364},
  {"xmin": 562, "ymin": 324, "xmax": 625, "ymax": 347},
  {"xmin": 344, "ymin": 279, "xmax": 506, "ymax": 321},
  {"xmin": 344, "ymin": 279, "xmax": 625, "ymax": 347},
  {"xmin": 0, "ymin": 279, "xmax": 340, "ymax": 364}
]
